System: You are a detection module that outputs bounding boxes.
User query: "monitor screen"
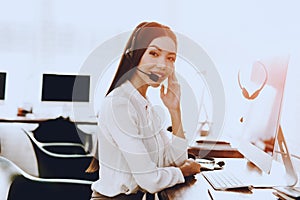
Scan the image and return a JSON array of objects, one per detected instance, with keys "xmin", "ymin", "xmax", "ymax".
[
  {"xmin": 237, "ymin": 56, "xmax": 289, "ymax": 174},
  {"xmin": 0, "ymin": 72, "xmax": 6, "ymax": 100},
  {"xmin": 41, "ymin": 74, "xmax": 90, "ymax": 102}
]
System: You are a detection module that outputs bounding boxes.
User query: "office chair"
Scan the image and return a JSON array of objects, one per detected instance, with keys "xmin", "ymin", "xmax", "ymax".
[
  {"xmin": 32, "ymin": 116, "xmax": 91, "ymax": 145},
  {"xmin": 23, "ymin": 130, "xmax": 98, "ymax": 181},
  {"xmin": 23, "ymin": 129, "xmax": 87, "ymax": 155},
  {"xmin": 0, "ymin": 156, "xmax": 92, "ymax": 200},
  {"xmin": 31, "ymin": 116, "xmax": 96, "ymax": 155}
]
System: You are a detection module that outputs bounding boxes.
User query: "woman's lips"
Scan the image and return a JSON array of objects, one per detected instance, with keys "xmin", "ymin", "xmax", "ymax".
[{"xmin": 151, "ymin": 72, "xmax": 165, "ymax": 78}]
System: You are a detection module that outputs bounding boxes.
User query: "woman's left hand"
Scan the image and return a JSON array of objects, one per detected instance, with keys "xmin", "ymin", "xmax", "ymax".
[{"xmin": 160, "ymin": 72, "xmax": 181, "ymax": 111}]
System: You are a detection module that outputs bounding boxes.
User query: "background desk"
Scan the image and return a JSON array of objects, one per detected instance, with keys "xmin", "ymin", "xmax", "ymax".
[
  {"xmin": 161, "ymin": 158, "xmax": 278, "ymax": 200},
  {"xmin": 188, "ymin": 141, "xmax": 244, "ymax": 158},
  {"xmin": 0, "ymin": 115, "xmax": 97, "ymax": 125}
]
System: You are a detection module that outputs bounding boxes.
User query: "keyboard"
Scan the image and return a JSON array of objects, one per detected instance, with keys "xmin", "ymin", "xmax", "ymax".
[{"xmin": 202, "ymin": 170, "xmax": 251, "ymax": 190}]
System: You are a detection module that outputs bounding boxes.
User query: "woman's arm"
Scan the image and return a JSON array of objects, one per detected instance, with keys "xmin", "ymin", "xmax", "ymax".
[
  {"xmin": 160, "ymin": 72, "xmax": 184, "ymax": 139},
  {"xmin": 160, "ymin": 72, "xmax": 201, "ymax": 176}
]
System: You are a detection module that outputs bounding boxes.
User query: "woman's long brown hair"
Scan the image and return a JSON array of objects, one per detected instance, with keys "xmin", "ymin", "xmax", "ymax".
[{"xmin": 85, "ymin": 21, "xmax": 177, "ymax": 173}]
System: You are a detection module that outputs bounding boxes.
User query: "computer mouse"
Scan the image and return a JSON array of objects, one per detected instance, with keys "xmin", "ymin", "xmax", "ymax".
[{"xmin": 216, "ymin": 161, "xmax": 225, "ymax": 167}]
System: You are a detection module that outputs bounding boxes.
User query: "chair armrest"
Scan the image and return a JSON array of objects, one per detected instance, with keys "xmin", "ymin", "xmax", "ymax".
[
  {"xmin": 23, "ymin": 129, "xmax": 93, "ymax": 158},
  {"xmin": 23, "ymin": 129, "xmax": 86, "ymax": 148},
  {"xmin": 24, "ymin": 173, "xmax": 93, "ymax": 185},
  {"xmin": 1, "ymin": 156, "xmax": 94, "ymax": 200}
]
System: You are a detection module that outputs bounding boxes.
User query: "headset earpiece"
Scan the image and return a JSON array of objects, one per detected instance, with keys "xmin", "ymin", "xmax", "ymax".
[
  {"xmin": 125, "ymin": 48, "xmax": 132, "ymax": 58},
  {"xmin": 249, "ymin": 90, "xmax": 260, "ymax": 100},
  {"xmin": 242, "ymin": 88, "xmax": 250, "ymax": 99}
]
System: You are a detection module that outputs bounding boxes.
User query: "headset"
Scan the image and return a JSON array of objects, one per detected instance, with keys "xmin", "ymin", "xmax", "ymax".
[
  {"xmin": 238, "ymin": 61, "xmax": 268, "ymax": 100},
  {"xmin": 125, "ymin": 22, "xmax": 149, "ymax": 58},
  {"xmin": 125, "ymin": 22, "xmax": 159, "ymax": 82}
]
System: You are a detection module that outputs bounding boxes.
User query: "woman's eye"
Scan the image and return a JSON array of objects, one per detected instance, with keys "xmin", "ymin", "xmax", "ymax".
[
  {"xmin": 149, "ymin": 51, "xmax": 159, "ymax": 57},
  {"xmin": 168, "ymin": 57, "xmax": 176, "ymax": 62}
]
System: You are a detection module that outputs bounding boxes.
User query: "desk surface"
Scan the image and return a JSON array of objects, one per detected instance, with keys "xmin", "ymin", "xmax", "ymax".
[
  {"xmin": 0, "ymin": 115, "xmax": 97, "ymax": 125},
  {"xmin": 161, "ymin": 158, "xmax": 278, "ymax": 200}
]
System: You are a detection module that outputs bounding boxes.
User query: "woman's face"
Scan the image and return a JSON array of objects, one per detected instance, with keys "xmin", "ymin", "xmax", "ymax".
[{"xmin": 137, "ymin": 36, "xmax": 177, "ymax": 87}]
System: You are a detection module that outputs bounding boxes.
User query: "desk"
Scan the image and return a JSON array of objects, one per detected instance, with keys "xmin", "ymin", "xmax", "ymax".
[
  {"xmin": 188, "ymin": 144, "xmax": 243, "ymax": 158},
  {"xmin": 0, "ymin": 116, "xmax": 49, "ymax": 124},
  {"xmin": 161, "ymin": 158, "xmax": 278, "ymax": 200},
  {"xmin": 0, "ymin": 115, "xmax": 97, "ymax": 125}
]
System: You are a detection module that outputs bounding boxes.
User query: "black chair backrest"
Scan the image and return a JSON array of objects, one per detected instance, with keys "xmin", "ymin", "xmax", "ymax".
[{"xmin": 32, "ymin": 116, "xmax": 86, "ymax": 143}]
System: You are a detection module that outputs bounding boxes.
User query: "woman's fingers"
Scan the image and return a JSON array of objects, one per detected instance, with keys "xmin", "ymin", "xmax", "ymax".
[
  {"xmin": 160, "ymin": 84, "xmax": 165, "ymax": 98},
  {"xmin": 179, "ymin": 159, "xmax": 201, "ymax": 177},
  {"xmin": 160, "ymin": 71, "xmax": 181, "ymax": 110},
  {"xmin": 172, "ymin": 71, "xmax": 178, "ymax": 82},
  {"xmin": 168, "ymin": 71, "xmax": 178, "ymax": 86}
]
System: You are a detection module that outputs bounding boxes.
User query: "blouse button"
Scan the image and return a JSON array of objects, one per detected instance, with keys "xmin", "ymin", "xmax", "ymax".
[{"xmin": 121, "ymin": 185, "xmax": 129, "ymax": 192}]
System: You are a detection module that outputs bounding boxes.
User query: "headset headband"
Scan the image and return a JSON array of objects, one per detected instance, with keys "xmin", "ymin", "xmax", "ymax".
[{"xmin": 238, "ymin": 61, "xmax": 268, "ymax": 100}]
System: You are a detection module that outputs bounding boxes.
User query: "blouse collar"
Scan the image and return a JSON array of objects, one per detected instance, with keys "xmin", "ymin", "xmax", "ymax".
[{"xmin": 121, "ymin": 80, "xmax": 150, "ymax": 109}]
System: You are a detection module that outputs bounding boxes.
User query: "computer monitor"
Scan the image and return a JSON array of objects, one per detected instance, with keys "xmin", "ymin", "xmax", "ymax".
[
  {"xmin": 237, "ymin": 56, "xmax": 297, "ymax": 185},
  {"xmin": 0, "ymin": 72, "xmax": 6, "ymax": 100},
  {"xmin": 41, "ymin": 74, "xmax": 90, "ymax": 102}
]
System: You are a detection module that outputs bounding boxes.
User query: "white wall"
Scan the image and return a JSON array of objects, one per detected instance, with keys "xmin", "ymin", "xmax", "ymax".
[
  {"xmin": 173, "ymin": 0, "xmax": 300, "ymax": 155},
  {"xmin": 0, "ymin": 0, "xmax": 299, "ymax": 155}
]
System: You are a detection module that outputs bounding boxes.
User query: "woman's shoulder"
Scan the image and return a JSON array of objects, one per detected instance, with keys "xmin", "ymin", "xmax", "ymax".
[
  {"xmin": 104, "ymin": 88, "xmax": 130, "ymax": 104},
  {"xmin": 100, "ymin": 90, "xmax": 134, "ymax": 115},
  {"xmin": 98, "ymin": 89, "xmax": 138, "ymax": 123}
]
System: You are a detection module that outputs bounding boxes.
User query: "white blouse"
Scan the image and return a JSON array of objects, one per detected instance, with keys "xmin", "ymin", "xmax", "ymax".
[{"xmin": 91, "ymin": 80, "xmax": 188, "ymax": 197}]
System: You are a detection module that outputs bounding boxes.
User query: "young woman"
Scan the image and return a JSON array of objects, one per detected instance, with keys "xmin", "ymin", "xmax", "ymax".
[{"xmin": 89, "ymin": 21, "xmax": 201, "ymax": 200}]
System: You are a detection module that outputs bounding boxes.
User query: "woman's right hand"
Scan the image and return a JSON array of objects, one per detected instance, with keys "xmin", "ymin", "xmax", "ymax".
[{"xmin": 179, "ymin": 159, "xmax": 201, "ymax": 177}]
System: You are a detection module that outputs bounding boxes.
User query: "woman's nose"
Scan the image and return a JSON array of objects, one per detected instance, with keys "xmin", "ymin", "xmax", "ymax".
[
  {"xmin": 157, "ymin": 58, "xmax": 169, "ymax": 69},
  {"xmin": 157, "ymin": 63, "xmax": 173, "ymax": 72},
  {"xmin": 155, "ymin": 56, "xmax": 167, "ymax": 67},
  {"xmin": 156, "ymin": 63, "xmax": 167, "ymax": 70}
]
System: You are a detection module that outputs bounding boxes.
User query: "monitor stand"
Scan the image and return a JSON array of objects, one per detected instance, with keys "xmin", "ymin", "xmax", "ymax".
[
  {"xmin": 276, "ymin": 125, "xmax": 298, "ymax": 186},
  {"xmin": 243, "ymin": 124, "xmax": 298, "ymax": 188}
]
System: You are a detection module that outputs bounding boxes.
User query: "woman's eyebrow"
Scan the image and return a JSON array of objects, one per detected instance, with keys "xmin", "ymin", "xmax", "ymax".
[{"xmin": 148, "ymin": 45, "xmax": 176, "ymax": 55}]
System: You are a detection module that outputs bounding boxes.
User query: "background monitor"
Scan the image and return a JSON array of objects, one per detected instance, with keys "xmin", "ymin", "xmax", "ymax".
[
  {"xmin": 41, "ymin": 74, "xmax": 90, "ymax": 102},
  {"xmin": 0, "ymin": 72, "xmax": 6, "ymax": 100},
  {"xmin": 237, "ymin": 56, "xmax": 289, "ymax": 174}
]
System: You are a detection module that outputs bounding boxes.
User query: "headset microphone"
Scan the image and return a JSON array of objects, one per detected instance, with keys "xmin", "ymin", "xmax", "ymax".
[{"xmin": 137, "ymin": 68, "xmax": 159, "ymax": 82}]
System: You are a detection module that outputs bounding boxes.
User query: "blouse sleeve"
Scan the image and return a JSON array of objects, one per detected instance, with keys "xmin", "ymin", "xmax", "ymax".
[
  {"xmin": 100, "ymin": 97, "xmax": 185, "ymax": 194},
  {"xmin": 160, "ymin": 130, "xmax": 188, "ymax": 167}
]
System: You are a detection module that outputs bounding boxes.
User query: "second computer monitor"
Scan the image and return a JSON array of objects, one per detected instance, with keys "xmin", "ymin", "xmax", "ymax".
[
  {"xmin": 237, "ymin": 56, "xmax": 289, "ymax": 174},
  {"xmin": 41, "ymin": 74, "xmax": 90, "ymax": 102}
]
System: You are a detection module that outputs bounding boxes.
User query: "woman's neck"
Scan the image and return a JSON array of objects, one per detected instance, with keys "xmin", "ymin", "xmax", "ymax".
[{"xmin": 130, "ymin": 75, "xmax": 148, "ymax": 98}]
